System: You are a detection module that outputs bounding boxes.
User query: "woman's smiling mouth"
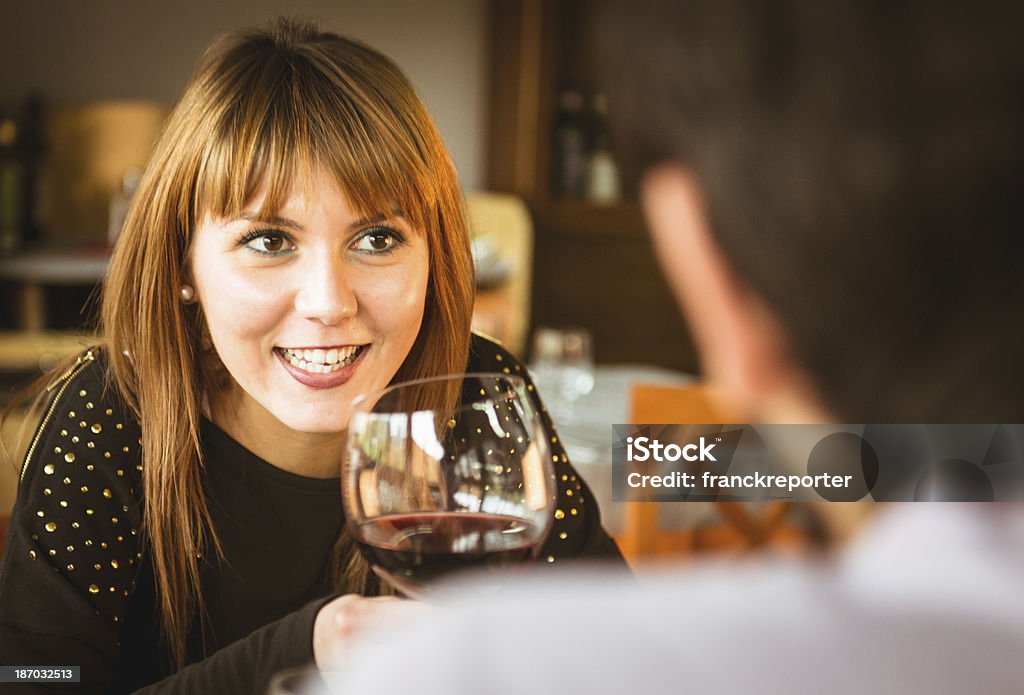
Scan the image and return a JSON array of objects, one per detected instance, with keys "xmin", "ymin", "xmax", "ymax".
[
  {"xmin": 276, "ymin": 345, "xmax": 366, "ymax": 373},
  {"xmin": 274, "ymin": 344, "xmax": 369, "ymax": 388}
]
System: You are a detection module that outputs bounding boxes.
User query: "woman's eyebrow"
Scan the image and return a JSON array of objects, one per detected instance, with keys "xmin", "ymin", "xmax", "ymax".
[
  {"xmin": 349, "ymin": 209, "xmax": 407, "ymax": 230},
  {"xmin": 236, "ymin": 213, "xmax": 303, "ymax": 230},
  {"xmin": 233, "ymin": 208, "xmax": 407, "ymax": 230}
]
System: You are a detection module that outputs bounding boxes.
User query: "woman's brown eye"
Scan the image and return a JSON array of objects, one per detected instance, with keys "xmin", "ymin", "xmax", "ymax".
[
  {"xmin": 261, "ymin": 235, "xmax": 284, "ymax": 252},
  {"xmin": 369, "ymin": 233, "xmax": 390, "ymax": 250}
]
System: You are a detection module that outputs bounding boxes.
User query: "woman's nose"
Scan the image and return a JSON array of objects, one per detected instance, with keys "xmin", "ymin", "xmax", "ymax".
[{"xmin": 294, "ymin": 255, "xmax": 358, "ymax": 325}]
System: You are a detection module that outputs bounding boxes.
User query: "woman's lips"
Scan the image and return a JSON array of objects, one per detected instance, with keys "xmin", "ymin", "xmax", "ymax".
[{"xmin": 274, "ymin": 345, "xmax": 368, "ymax": 389}]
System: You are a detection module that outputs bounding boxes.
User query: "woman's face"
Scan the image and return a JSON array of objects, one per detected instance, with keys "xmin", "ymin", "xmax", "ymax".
[{"xmin": 190, "ymin": 167, "xmax": 429, "ymax": 436}]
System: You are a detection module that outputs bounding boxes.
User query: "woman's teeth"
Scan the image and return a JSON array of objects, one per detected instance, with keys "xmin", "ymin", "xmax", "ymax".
[{"xmin": 279, "ymin": 346, "xmax": 362, "ymax": 373}]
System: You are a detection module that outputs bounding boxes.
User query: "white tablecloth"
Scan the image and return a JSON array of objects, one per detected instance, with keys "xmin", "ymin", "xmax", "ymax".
[{"xmin": 532, "ymin": 364, "xmax": 694, "ymax": 532}]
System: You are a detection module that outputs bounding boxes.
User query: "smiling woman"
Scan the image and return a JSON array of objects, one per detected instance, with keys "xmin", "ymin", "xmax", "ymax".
[
  {"xmin": 190, "ymin": 169, "xmax": 430, "ymax": 462},
  {"xmin": 0, "ymin": 19, "xmax": 624, "ymax": 695}
]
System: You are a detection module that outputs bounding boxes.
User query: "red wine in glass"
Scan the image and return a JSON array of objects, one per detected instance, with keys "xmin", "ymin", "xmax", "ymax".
[
  {"xmin": 356, "ymin": 512, "xmax": 543, "ymax": 594},
  {"xmin": 344, "ymin": 373, "xmax": 556, "ymax": 598}
]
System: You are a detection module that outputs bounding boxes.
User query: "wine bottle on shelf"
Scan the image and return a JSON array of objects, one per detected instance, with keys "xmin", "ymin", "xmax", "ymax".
[
  {"xmin": 585, "ymin": 93, "xmax": 621, "ymax": 203},
  {"xmin": 0, "ymin": 114, "xmax": 24, "ymax": 255},
  {"xmin": 19, "ymin": 96, "xmax": 46, "ymax": 246},
  {"xmin": 552, "ymin": 88, "xmax": 588, "ymax": 199},
  {"xmin": 0, "ymin": 96, "xmax": 46, "ymax": 254}
]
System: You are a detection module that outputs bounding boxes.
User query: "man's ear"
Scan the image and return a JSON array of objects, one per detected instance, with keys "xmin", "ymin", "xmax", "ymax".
[{"xmin": 640, "ymin": 164, "xmax": 821, "ymax": 422}]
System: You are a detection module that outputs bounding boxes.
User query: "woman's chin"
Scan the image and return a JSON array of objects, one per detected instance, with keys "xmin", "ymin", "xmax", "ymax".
[{"xmin": 260, "ymin": 402, "xmax": 348, "ymax": 436}]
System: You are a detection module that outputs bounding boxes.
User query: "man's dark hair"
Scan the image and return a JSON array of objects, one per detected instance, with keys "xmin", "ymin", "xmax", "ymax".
[{"xmin": 596, "ymin": 0, "xmax": 1023, "ymax": 421}]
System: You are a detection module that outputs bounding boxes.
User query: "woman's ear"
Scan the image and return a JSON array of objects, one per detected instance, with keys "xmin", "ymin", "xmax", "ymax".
[
  {"xmin": 179, "ymin": 255, "xmax": 197, "ymax": 304},
  {"xmin": 640, "ymin": 164, "xmax": 822, "ymax": 422}
]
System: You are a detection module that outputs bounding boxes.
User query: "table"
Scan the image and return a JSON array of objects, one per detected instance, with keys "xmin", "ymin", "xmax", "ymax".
[
  {"xmin": 0, "ymin": 247, "xmax": 110, "ymax": 331},
  {"xmin": 533, "ymin": 364, "xmax": 708, "ymax": 533}
]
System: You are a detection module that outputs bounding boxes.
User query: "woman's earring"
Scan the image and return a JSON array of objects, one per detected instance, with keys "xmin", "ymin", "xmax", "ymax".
[{"xmin": 180, "ymin": 284, "xmax": 196, "ymax": 304}]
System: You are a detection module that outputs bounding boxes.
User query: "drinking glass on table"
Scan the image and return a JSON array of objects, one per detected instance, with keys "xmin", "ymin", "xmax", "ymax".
[
  {"xmin": 530, "ymin": 326, "xmax": 596, "ymax": 424},
  {"xmin": 343, "ymin": 373, "xmax": 556, "ymax": 598}
]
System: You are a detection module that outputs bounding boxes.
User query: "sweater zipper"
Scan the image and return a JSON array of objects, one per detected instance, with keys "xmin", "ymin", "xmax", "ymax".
[{"xmin": 19, "ymin": 350, "xmax": 96, "ymax": 482}]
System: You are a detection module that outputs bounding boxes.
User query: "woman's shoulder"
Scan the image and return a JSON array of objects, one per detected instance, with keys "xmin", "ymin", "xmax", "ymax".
[
  {"xmin": 36, "ymin": 346, "xmax": 136, "ymax": 428},
  {"xmin": 17, "ymin": 346, "xmax": 142, "ymax": 493},
  {"xmin": 468, "ymin": 331, "xmax": 529, "ymax": 376},
  {"xmin": 3, "ymin": 346, "xmax": 146, "ymax": 649}
]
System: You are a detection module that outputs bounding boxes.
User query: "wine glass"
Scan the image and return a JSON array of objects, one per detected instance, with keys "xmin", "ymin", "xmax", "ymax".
[
  {"xmin": 343, "ymin": 373, "xmax": 556, "ymax": 597},
  {"xmin": 530, "ymin": 326, "xmax": 595, "ymax": 424}
]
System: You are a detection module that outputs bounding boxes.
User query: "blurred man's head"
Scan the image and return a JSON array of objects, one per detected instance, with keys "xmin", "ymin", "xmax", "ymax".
[{"xmin": 597, "ymin": 0, "xmax": 1023, "ymax": 423}]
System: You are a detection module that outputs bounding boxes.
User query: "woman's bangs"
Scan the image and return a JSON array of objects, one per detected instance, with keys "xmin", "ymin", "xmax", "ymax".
[
  {"xmin": 193, "ymin": 72, "xmax": 439, "ymax": 232},
  {"xmin": 314, "ymin": 105, "xmax": 438, "ymax": 233},
  {"xmin": 192, "ymin": 114, "xmax": 309, "ymax": 224}
]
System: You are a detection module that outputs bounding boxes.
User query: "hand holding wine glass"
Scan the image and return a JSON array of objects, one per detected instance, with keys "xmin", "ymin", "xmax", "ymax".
[{"xmin": 343, "ymin": 373, "xmax": 557, "ymax": 598}]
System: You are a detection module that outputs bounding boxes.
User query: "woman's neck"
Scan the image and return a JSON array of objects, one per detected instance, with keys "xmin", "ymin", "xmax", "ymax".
[{"xmin": 207, "ymin": 386, "xmax": 345, "ymax": 479}]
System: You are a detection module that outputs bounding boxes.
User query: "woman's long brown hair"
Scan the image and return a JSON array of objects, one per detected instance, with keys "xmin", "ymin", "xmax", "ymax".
[{"xmin": 100, "ymin": 19, "xmax": 473, "ymax": 668}]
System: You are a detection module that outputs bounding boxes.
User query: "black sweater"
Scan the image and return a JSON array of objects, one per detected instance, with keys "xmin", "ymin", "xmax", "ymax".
[{"xmin": 0, "ymin": 334, "xmax": 623, "ymax": 693}]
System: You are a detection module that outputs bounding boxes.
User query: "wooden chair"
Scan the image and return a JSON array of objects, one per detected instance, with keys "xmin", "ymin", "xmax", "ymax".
[
  {"xmin": 616, "ymin": 382, "xmax": 803, "ymax": 562},
  {"xmin": 465, "ymin": 192, "xmax": 533, "ymax": 355}
]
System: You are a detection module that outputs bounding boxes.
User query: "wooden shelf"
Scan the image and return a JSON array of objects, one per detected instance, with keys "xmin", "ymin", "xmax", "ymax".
[
  {"xmin": 532, "ymin": 199, "xmax": 647, "ymax": 240},
  {"xmin": 485, "ymin": 0, "xmax": 698, "ymax": 373}
]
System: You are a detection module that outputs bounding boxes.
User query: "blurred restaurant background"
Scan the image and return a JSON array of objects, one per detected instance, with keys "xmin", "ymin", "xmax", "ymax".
[{"xmin": 1, "ymin": 1, "xmax": 812, "ymax": 563}]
